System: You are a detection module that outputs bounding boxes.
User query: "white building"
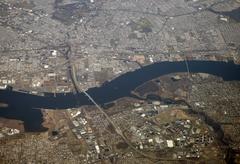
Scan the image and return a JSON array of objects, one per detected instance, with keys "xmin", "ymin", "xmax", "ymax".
[{"xmin": 166, "ymin": 140, "xmax": 174, "ymax": 148}]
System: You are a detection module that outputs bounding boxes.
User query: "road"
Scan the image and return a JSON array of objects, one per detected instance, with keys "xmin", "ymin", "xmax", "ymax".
[{"xmin": 63, "ymin": 44, "xmax": 194, "ymax": 162}]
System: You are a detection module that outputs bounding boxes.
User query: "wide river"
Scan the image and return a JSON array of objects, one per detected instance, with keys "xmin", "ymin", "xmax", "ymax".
[{"xmin": 0, "ymin": 60, "xmax": 240, "ymax": 131}]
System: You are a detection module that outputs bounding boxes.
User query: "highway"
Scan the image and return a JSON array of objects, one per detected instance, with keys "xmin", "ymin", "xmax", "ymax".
[{"xmin": 64, "ymin": 44, "xmax": 194, "ymax": 162}]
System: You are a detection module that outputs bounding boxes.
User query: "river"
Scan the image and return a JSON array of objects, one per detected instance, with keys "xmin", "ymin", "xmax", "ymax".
[{"xmin": 0, "ymin": 60, "xmax": 240, "ymax": 131}]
